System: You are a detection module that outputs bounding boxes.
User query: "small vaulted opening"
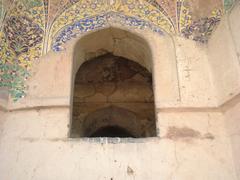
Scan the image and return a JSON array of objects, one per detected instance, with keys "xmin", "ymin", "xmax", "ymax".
[
  {"xmin": 69, "ymin": 27, "xmax": 158, "ymax": 138},
  {"xmin": 70, "ymin": 53, "xmax": 156, "ymax": 138}
]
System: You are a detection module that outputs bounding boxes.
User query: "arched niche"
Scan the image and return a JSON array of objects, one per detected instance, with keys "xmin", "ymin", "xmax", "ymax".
[
  {"xmin": 9, "ymin": 26, "xmax": 179, "ymax": 135},
  {"xmin": 70, "ymin": 27, "xmax": 180, "ymax": 109},
  {"xmin": 70, "ymin": 28, "xmax": 160, "ymax": 138},
  {"xmin": 69, "ymin": 27, "xmax": 179, "ymax": 137}
]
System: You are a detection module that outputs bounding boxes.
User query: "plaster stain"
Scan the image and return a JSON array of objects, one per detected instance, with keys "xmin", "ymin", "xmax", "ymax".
[
  {"xmin": 166, "ymin": 126, "xmax": 215, "ymax": 141},
  {"xmin": 127, "ymin": 166, "xmax": 134, "ymax": 176},
  {"xmin": 166, "ymin": 126, "xmax": 201, "ymax": 140},
  {"xmin": 203, "ymin": 133, "xmax": 215, "ymax": 140}
]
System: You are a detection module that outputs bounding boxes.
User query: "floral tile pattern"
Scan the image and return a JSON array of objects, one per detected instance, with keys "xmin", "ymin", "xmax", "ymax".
[
  {"xmin": 0, "ymin": 0, "xmax": 229, "ymax": 101},
  {"xmin": 52, "ymin": 12, "xmax": 165, "ymax": 52}
]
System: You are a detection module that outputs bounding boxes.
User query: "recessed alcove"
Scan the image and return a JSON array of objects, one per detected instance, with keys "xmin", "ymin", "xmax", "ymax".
[
  {"xmin": 70, "ymin": 53, "xmax": 157, "ymax": 138},
  {"xmin": 66, "ymin": 26, "xmax": 179, "ymax": 138}
]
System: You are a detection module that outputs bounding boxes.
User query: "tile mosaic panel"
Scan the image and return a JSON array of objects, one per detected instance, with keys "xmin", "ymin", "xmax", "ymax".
[
  {"xmin": 49, "ymin": 0, "xmax": 224, "ymax": 51},
  {"xmin": 0, "ymin": 0, "xmax": 46, "ymax": 100},
  {"xmin": 0, "ymin": 32, "xmax": 30, "ymax": 101},
  {"xmin": 48, "ymin": 0, "xmax": 70, "ymax": 24},
  {"xmin": 0, "ymin": 0, "xmax": 226, "ymax": 101},
  {"xmin": 181, "ymin": 9, "xmax": 222, "ymax": 43},
  {"xmin": 48, "ymin": 0, "xmax": 175, "ymax": 50},
  {"xmin": 3, "ymin": 0, "xmax": 46, "ymax": 66},
  {"xmin": 52, "ymin": 12, "xmax": 165, "ymax": 52},
  {"xmin": 146, "ymin": 0, "xmax": 176, "ymax": 31}
]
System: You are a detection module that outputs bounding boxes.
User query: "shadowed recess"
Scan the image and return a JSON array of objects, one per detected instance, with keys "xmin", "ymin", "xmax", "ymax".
[
  {"xmin": 89, "ymin": 126, "xmax": 135, "ymax": 138},
  {"xmin": 70, "ymin": 53, "xmax": 157, "ymax": 138}
]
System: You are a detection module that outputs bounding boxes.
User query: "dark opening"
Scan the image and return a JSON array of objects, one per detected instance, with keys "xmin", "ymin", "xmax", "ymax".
[
  {"xmin": 90, "ymin": 126, "xmax": 135, "ymax": 138},
  {"xmin": 71, "ymin": 53, "xmax": 157, "ymax": 138}
]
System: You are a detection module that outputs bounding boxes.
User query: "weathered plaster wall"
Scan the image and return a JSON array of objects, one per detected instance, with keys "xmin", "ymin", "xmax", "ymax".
[
  {"xmin": 0, "ymin": 23, "xmax": 238, "ymax": 178},
  {"xmin": 0, "ymin": 110, "xmax": 6, "ymax": 134},
  {"xmin": 224, "ymin": 98, "xmax": 240, "ymax": 179},
  {"xmin": 208, "ymin": 1, "xmax": 240, "ymax": 105},
  {"xmin": 0, "ymin": 1, "xmax": 240, "ymax": 179},
  {"xmin": 224, "ymin": 3, "xmax": 240, "ymax": 178},
  {"xmin": 229, "ymin": 1, "xmax": 240, "ymax": 57},
  {"xmin": 0, "ymin": 109, "xmax": 237, "ymax": 180},
  {"xmin": 207, "ymin": 3, "xmax": 240, "ymax": 178},
  {"xmin": 175, "ymin": 37, "xmax": 217, "ymax": 107}
]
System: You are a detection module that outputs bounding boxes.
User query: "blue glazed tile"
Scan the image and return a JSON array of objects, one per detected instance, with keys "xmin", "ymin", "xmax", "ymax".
[{"xmin": 51, "ymin": 12, "xmax": 165, "ymax": 52}]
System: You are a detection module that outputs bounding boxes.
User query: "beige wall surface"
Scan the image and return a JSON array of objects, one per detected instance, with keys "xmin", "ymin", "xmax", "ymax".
[
  {"xmin": 224, "ymin": 100, "xmax": 240, "ymax": 179},
  {"xmin": 224, "ymin": 3, "xmax": 240, "ymax": 179},
  {"xmin": 0, "ymin": 109, "xmax": 237, "ymax": 180},
  {"xmin": 210, "ymin": 4, "xmax": 240, "ymax": 178},
  {"xmin": 208, "ymin": 2, "xmax": 240, "ymax": 106},
  {"xmin": 175, "ymin": 37, "xmax": 216, "ymax": 107},
  {"xmin": 229, "ymin": 1, "xmax": 240, "ymax": 63}
]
